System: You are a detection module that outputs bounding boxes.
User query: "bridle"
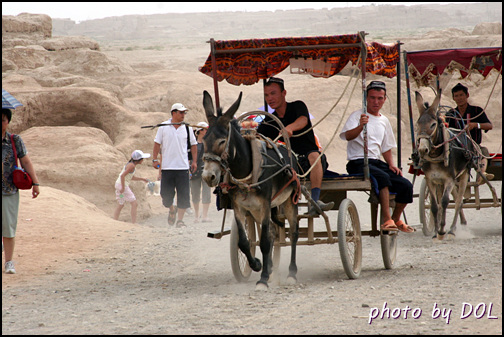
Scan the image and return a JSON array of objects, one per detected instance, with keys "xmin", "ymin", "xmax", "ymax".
[
  {"xmin": 416, "ymin": 113, "xmax": 445, "ymax": 163},
  {"xmin": 416, "ymin": 111, "xmax": 471, "ymax": 167},
  {"xmin": 203, "ymin": 120, "xmax": 300, "ymax": 202},
  {"xmin": 202, "ymin": 120, "xmax": 236, "ymax": 173},
  {"xmin": 202, "ymin": 152, "xmax": 227, "ymax": 171}
]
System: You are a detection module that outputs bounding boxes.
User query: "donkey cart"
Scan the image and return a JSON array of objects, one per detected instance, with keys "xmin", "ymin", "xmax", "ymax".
[
  {"xmin": 200, "ymin": 32, "xmax": 404, "ymax": 283},
  {"xmin": 223, "ymin": 172, "xmax": 399, "ymax": 282},
  {"xmin": 404, "ymin": 47, "xmax": 502, "ymax": 237}
]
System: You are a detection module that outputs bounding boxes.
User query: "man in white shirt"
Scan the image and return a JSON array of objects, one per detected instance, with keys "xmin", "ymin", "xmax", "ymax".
[
  {"xmin": 339, "ymin": 81, "xmax": 414, "ymax": 233},
  {"xmin": 152, "ymin": 103, "xmax": 198, "ymax": 227}
]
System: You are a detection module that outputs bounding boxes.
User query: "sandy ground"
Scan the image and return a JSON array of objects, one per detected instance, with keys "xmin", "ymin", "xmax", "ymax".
[{"xmin": 2, "ymin": 177, "xmax": 501, "ymax": 335}]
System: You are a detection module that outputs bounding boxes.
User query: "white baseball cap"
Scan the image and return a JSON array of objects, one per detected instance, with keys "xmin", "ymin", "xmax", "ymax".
[
  {"xmin": 171, "ymin": 103, "xmax": 188, "ymax": 112},
  {"xmin": 131, "ymin": 150, "xmax": 151, "ymax": 161},
  {"xmin": 195, "ymin": 121, "xmax": 209, "ymax": 132}
]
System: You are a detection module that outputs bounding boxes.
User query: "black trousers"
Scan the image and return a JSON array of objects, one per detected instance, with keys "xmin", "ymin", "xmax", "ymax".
[
  {"xmin": 160, "ymin": 170, "xmax": 191, "ymax": 209},
  {"xmin": 346, "ymin": 159, "xmax": 413, "ymax": 204}
]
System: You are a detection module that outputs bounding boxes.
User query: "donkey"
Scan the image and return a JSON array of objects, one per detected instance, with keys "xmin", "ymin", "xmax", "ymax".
[
  {"xmin": 415, "ymin": 89, "xmax": 476, "ymax": 240},
  {"xmin": 201, "ymin": 90, "xmax": 299, "ymax": 290}
]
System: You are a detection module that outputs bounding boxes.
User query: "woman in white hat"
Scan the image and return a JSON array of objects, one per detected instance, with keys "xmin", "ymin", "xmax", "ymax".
[
  {"xmin": 113, "ymin": 150, "xmax": 151, "ymax": 224},
  {"xmin": 190, "ymin": 122, "xmax": 212, "ymax": 223}
]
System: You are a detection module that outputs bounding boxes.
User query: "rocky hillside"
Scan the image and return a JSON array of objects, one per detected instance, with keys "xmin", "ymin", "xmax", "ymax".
[{"xmin": 51, "ymin": 3, "xmax": 501, "ymax": 42}]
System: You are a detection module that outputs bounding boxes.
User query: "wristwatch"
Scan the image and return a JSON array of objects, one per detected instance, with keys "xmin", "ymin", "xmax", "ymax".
[
  {"xmin": 477, "ymin": 123, "xmax": 481, "ymax": 129},
  {"xmin": 152, "ymin": 159, "xmax": 159, "ymax": 162}
]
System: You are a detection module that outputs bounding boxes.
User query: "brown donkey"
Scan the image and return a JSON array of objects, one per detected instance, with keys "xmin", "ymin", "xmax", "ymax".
[{"xmin": 415, "ymin": 89, "xmax": 477, "ymax": 240}]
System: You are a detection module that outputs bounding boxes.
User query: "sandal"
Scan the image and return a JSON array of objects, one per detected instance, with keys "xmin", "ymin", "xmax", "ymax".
[
  {"xmin": 381, "ymin": 219, "xmax": 398, "ymax": 231},
  {"xmin": 395, "ymin": 220, "xmax": 415, "ymax": 233},
  {"xmin": 176, "ymin": 219, "xmax": 186, "ymax": 228},
  {"xmin": 168, "ymin": 206, "xmax": 177, "ymax": 225}
]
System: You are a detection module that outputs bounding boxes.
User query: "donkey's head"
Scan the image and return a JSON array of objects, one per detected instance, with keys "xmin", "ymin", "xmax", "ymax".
[
  {"xmin": 415, "ymin": 89, "xmax": 442, "ymax": 158},
  {"xmin": 201, "ymin": 90, "xmax": 242, "ymax": 187}
]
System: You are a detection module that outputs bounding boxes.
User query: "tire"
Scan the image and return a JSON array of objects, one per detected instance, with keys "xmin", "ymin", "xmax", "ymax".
[
  {"xmin": 337, "ymin": 199, "xmax": 362, "ymax": 279},
  {"xmin": 230, "ymin": 215, "xmax": 256, "ymax": 282},
  {"xmin": 419, "ymin": 179, "xmax": 435, "ymax": 237},
  {"xmin": 380, "ymin": 229, "xmax": 398, "ymax": 269},
  {"xmin": 379, "ymin": 204, "xmax": 398, "ymax": 269}
]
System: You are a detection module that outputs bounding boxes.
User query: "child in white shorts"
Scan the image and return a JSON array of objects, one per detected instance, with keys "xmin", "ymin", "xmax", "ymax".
[{"xmin": 113, "ymin": 150, "xmax": 150, "ymax": 223}]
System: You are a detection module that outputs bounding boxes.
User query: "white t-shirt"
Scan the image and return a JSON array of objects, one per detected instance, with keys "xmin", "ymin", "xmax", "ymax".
[
  {"xmin": 339, "ymin": 109, "xmax": 396, "ymax": 161},
  {"xmin": 154, "ymin": 119, "xmax": 198, "ymax": 170}
]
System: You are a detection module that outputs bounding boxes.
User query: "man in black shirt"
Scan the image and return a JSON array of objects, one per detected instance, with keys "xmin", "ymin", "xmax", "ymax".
[
  {"xmin": 257, "ymin": 77, "xmax": 333, "ymax": 215},
  {"xmin": 447, "ymin": 83, "xmax": 493, "ymax": 183}
]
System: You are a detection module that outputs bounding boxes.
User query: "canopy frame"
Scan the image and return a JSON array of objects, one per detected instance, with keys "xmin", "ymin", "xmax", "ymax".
[
  {"xmin": 201, "ymin": 32, "xmax": 403, "ymax": 176},
  {"xmin": 404, "ymin": 46, "xmax": 502, "ymax": 157}
]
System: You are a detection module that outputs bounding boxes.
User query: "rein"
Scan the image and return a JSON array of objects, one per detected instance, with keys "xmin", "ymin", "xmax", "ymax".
[
  {"xmin": 271, "ymin": 167, "xmax": 301, "ymax": 204},
  {"xmin": 207, "ymin": 118, "xmax": 299, "ymax": 197},
  {"xmin": 416, "ymin": 118, "xmax": 444, "ymax": 163},
  {"xmin": 417, "ymin": 113, "xmax": 481, "ymax": 169},
  {"xmin": 431, "ymin": 127, "xmax": 467, "ymax": 150}
]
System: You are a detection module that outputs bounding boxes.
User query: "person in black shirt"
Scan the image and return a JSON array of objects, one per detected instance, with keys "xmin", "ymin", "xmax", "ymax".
[
  {"xmin": 257, "ymin": 77, "xmax": 333, "ymax": 215},
  {"xmin": 447, "ymin": 83, "xmax": 493, "ymax": 183},
  {"xmin": 448, "ymin": 83, "xmax": 492, "ymax": 144}
]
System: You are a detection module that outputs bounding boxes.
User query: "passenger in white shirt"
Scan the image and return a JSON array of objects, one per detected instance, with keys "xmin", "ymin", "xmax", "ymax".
[{"xmin": 339, "ymin": 81, "xmax": 414, "ymax": 233}]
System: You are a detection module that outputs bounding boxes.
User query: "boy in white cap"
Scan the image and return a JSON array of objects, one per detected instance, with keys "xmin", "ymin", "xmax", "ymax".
[{"xmin": 114, "ymin": 150, "xmax": 151, "ymax": 224}]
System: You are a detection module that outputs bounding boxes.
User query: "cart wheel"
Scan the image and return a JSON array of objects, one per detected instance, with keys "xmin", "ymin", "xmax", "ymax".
[
  {"xmin": 380, "ymin": 229, "xmax": 398, "ymax": 269},
  {"xmin": 337, "ymin": 198, "xmax": 362, "ymax": 279},
  {"xmin": 379, "ymin": 204, "xmax": 398, "ymax": 269},
  {"xmin": 419, "ymin": 179, "xmax": 435, "ymax": 236},
  {"xmin": 230, "ymin": 215, "xmax": 256, "ymax": 282}
]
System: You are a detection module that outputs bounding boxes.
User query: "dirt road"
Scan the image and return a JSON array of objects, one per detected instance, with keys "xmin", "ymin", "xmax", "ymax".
[{"xmin": 2, "ymin": 181, "xmax": 502, "ymax": 335}]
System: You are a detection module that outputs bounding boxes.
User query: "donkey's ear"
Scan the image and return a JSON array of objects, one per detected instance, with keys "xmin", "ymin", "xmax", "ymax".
[
  {"xmin": 203, "ymin": 90, "xmax": 217, "ymax": 125},
  {"xmin": 427, "ymin": 88, "xmax": 442, "ymax": 116},
  {"xmin": 415, "ymin": 91, "xmax": 426, "ymax": 115},
  {"xmin": 222, "ymin": 91, "xmax": 243, "ymax": 121}
]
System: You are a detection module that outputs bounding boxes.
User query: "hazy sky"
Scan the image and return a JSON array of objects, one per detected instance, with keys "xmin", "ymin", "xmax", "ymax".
[{"xmin": 3, "ymin": 2, "xmax": 465, "ymax": 22}]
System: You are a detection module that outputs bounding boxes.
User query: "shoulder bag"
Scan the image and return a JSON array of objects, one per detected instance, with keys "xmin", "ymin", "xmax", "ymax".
[
  {"xmin": 10, "ymin": 134, "xmax": 33, "ymax": 189},
  {"xmin": 186, "ymin": 124, "xmax": 193, "ymax": 161}
]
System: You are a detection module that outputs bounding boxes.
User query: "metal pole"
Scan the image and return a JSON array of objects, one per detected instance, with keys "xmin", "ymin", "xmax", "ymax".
[
  {"xmin": 263, "ymin": 78, "xmax": 268, "ymax": 112},
  {"xmin": 359, "ymin": 31, "xmax": 369, "ymax": 180},
  {"xmin": 404, "ymin": 51, "xmax": 416, "ymax": 153},
  {"xmin": 396, "ymin": 41, "xmax": 402, "ymax": 169},
  {"xmin": 210, "ymin": 38, "xmax": 220, "ymax": 109},
  {"xmin": 213, "ymin": 43, "xmax": 363, "ymax": 54},
  {"xmin": 396, "ymin": 42, "xmax": 409, "ymax": 225}
]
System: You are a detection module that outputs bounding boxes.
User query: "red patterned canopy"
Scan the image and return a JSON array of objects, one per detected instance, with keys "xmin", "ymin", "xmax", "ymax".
[
  {"xmin": 406, "ymin": 47, "xmax": 502, "ymax": 87},
  {"xmin": 199, "ymin": 34, "xmax": 400, "ymax": 86}
]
